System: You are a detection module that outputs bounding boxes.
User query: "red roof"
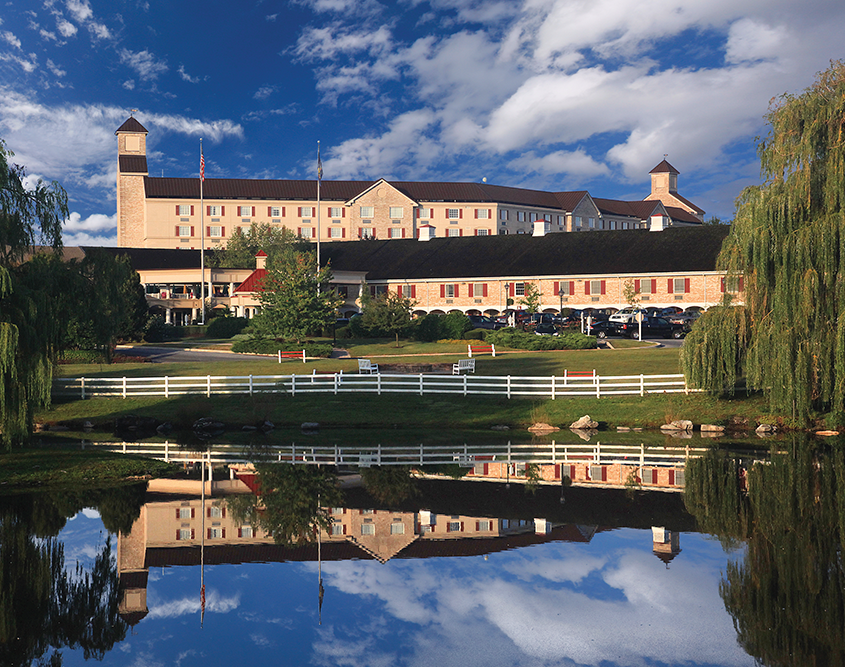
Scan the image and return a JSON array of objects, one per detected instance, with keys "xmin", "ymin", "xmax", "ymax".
[{"xmin": 233, "ymin": 268, "xmax": 267, "ymax": 293}]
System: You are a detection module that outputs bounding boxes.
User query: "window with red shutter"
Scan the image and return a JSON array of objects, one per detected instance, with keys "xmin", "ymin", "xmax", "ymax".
[
  {"xmin": 190, "ymin": 205, "xmax": 194, "ymax": 216},
  {"xmin": 440, "ymin": 284, "xmax": 445, "ymax": 298},
  {"xmin": 454, "ymin": 284, "xmax": 459, "ymax": 298},
  {"xmin": 600, "ymin": 281, "xmax": 606, "ymax": 295},
  {"xmin": 585, "ymin": 282, "xmax": 591, "ymax": 295},
  {"xmin": 221, "ymin": 206, "xmax": 225, "ymax": 216},
  {"xmin": 190, "ymin": 226, "xmax": 194, "ymax": 236},
  {"xmin": 569, "ymin": 281, "xmax": 575, "ymax": 296}
]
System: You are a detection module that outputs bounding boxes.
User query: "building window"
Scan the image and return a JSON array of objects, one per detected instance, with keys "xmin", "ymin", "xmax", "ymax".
[
  {"xmin": 390, "ymin": 522, "xmax": 405, "ymax": 535},
  {"xmin": 588, "ymin": 217, "xmax": 595, "ymax": 229},
  {"xmin": 724, "ymin": 276, "xmax": 744, "ymax": 293},
  {"xmin": 389, "ymin": 206, "xmax": 403, "ymax": 218},
  {"xmin": 448, "ymin": 228, "xmax": 460, "ymax": 237},
  {"xmin": 329, "ymin": 227, "xmax": 343, "ymax": 238},
  {"xmin": 178, "ymin": 507, "xmax": 192, "ymax": 519},
  {"xmin": 209, "ymin": 205, "xmax": 221, "ymax": 216},
  {"xmin": 178, "ymin": 529, "xmax": 192, "ymax": 540},
  {"xmin": 515, "ymin": 282, "xmax": 525, "ymax": 296},
  {"xmin": 400, "ymin": 284, "xmax": 414, "ymax": 298},
  {"xmin": 575, "ymin": 216, "xmax": 583, "ymax": 227},
  {"xmin": 418, "ymin": 208, "xmax": 430, "ymax": 219},
  {"xmin": 360, "ymin": 206, "xmax": 374, "ymax": 218},
  {"xmin": 299, "ymin": 227, "xmax": 314, "ymax": 238},
  {"xmin": 476, "ymin": 208, "xmax": 489, "ymax": 219},
  {"xmin": 361, "ymin": 228, "xmax": 374, "ymax": 239},
  {"xmin": 445, "ymin": 284, "xmax": 455, "ymax": 298},
  {"xmin": 361, "ymin": 524, "xmax": 375, "ymax": 536},
  {"xmin": 389, "ymin": 228, "xmax": 403, "ymax": 238},
  {"xmin": 639, "ymin": 279, "xmax": 653, "ymax": 294},
  {"xmin": 476, "ymin": 229, "xmax": 489, "ymax": 236},
  {"xmin": 517, "ymin": 211, "xmax": 526, "ymax": 222},
  {"xmin": 332, "ymin": 523, "xmax": 344, "ymax": 536},
  {"xmin": 477, "ymin": 520, "xmax": 490, "ymax": 532},
  {"xmin": 178, "ymin": 205, "xmax": 191, "ymax": 216},
  {"xmin": 500, "ymin": 210, "xmax": 508, "ymax": 221},
  {"xmin": 209, "ymin": 226, "xmax": 222, "ymax": 237},
  {"xmin": 177, "ymin": 225, "xmax": 191, "ymax": 237},
  {"xmin": 209, "ymin": 527, "xmax": 224, "ymax": 539},
  {"xmin": 529, "ymin": 212, "xmax": 538, "ymax": 222},
  {"xmin": 331, "ymin": 507, "xmax": 345, "ymax": 515},
  {"xmin": 209, "ymin": 506, "xmax": 223, "ymax": 518},
  {"xmin": 589, "ymin": 280, "xmax": 603, "ymax": 294},
  {"xmin": 270, "ymin": 206, "xmax": 282, "ymax": 217},
  {"xmin": 330, "ymin": 206, "xmax": 343, "ymax": 217},
  {"xmin": 238, "ymin": 205, "xmax": 251, "ymax": 217},
  {"xmin": 447, "ymin": 208, "xmax": 460, "ymax": 219},
  {"xmin": 448, "ymin": 521, "xmax": 461, "ymax": 532},
  {"xmin": 240, "ymin": 525, "xmax": 253, "ymax": 538}
]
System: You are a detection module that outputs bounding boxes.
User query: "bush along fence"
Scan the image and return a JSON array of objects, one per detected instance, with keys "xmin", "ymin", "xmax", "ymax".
[{"xmin": 53, "ymin": 371, "xmax": 697, "ymax": 400}]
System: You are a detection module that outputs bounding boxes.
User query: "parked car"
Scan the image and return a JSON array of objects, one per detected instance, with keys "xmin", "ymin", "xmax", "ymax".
[
  {"xmin": 534, "ymin": 323, "xmax": 559, "ymax": 336},
  {"xmin": 618, "ymin": 316, "xmax": 687, "ymax": 339},
  {"xmin": 467, "ymin": 314, "xmax": 502, "ymax": 330},
  {"xmin": 609, "ymin": 307, "xmax": 648, "ymax": 324},
  {"xmin": 586, "ymin": 319, "xmax": 622, "ymax": 339},
  {"xmin": 667, "ymin": 310, "xmax": 701, "ymax": 326}
]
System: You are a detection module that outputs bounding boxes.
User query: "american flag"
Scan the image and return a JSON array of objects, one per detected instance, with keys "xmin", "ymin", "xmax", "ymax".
[{"xmin": 200, "ymin": 151, "xmax": 205, "ymax": 181}]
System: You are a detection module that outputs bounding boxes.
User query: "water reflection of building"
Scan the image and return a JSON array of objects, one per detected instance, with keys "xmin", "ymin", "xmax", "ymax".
[
  {"xmin": 117, "ymin": 493, "xmax": 604, "ymax": 626},
  {"xmin": 651, "ymin": 527, "xmax": 682, "ymax": 567}
]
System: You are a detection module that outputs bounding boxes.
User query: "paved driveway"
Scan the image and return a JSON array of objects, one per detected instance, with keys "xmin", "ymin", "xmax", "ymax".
[{"xmin": 117, "ymin": 345, "xmax": 271, "ymax": 363}]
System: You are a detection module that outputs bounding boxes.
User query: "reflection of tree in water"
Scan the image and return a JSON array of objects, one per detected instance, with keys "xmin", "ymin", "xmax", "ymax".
[
  {"xmin": 361, "ymin": 465, "xmax": 419, "ymax": 505},
  {"xmin": 226, "ymin": 463, "xmax": 342, "ymax": 545},
  {"xmin": 0, "ymin": 511, "xmax": 126, "ymax": 666},
  {"xmin": 685, "ymin": 439, "xmax": 845, "ymax": 665}
]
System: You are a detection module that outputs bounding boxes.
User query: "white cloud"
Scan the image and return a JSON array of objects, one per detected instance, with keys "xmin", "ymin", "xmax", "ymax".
[
  {"xmin": 2, "ymin": 31, "xmax": 22, "ymax": 49},
  {"xmin": 119, "ymin": 48, "xmax": 168, "ymax": 80},
  {"xmin": 266, "ymin": 13, "xmax": 278, "ymax": 21},
  {"xmin": 294, "ymin": 24, "xmax": 394, "ymax": 62},
  {"xmin": 66, "ymin": 0, "xmax": 93, "ymax": 23},
  {"xmin": 122, "ymin": 79, "xmax": 135, "ymax": 90},
  {"xmin": 725, "ymin": 18, "xmax": 788, "ymax": 63},
  {"xmin": 293, "ymin": 0, "xmax": 384, "ymax": 15},
  {"xmin": 56, "ymin": 18, "xmax": 77, "ymax": 38},
  {"xmin": 148, "ymin": 590, "xmax": 240, "ymax": 618},
  {"xmin": 64, "ymin": 211, "xmax": 116, "ymax": 234},
  {"xmin": 0, "ymin": 52, "xmax": 38, "ymax": 73},
  {"xmin": 253, "ymin": 85, "xmax": 275, "ymax": 100},
  {"xmin": 178, "ymin": 64, "xmax": 201, "ymax": 83},
  {"xmin": 40, "ymin": 29, "xmax": 57, "ymax": 41},
  {"xmin": 87, "ymin": 22, "xmax": 112, "ymax": 40},
  {"xmin": 46, "ymin": 59, "xmax": 66, "ymax": 77}
]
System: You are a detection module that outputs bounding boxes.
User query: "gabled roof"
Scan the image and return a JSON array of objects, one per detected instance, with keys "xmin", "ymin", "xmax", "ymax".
[
  {"xmin": 593, "ymin": 198, "xmax": 664, "ymax": 219},
  {"xmin": 665, "ymin": 205, "xmax": 703, "ymax": 224},
  {"xmin": 649, "ymin": 159, "xmax": 679, "ymax": 174},
  {"xmin": 318, "ymin": 225, "xmax": 730, "ymax": 281},
  {"xmin": 115, "ymin": 117, "xmax": 149, "ymax": 134},
  {"xmin": 142, "ymin": 176, "xmax": 592, "ymax": 212},
  {"xmin": 668, "ymin": 192, "xmax": 705, "ymax": 215},
  {"xmin": 233, "ymin": 267, "xmax": 266, "ymax": 293},
  {"xmin": 119, "ymin": 155, "xmax": 148, "ymax": 173}
]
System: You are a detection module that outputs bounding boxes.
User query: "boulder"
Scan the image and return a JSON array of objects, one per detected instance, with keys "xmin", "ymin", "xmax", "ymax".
[
  {"xmin": 490, "ymin": 424, "xmax": 510, "ymax": 431},
  {"xmin": 571, "ymin": 428, "xmax": 598, "ymax": 441},
  {"xmin": 156, "ymin": 422, "xmax": 172, "ymax": 436},
  {"xmin": 756, "ymin": 423, "xmax": 777, "ymax": 434},
  {"xmin": 259, "ymin": 420, "xmax": 274, "ymax": 432},
  {"xmin": 815, "ymin": 430, "xmax": 840, "ymax": 436},
  {"xmin": 301, "ymin": 422, "xmax": 319, "ymax": 431},
  {"xmin": 192, "ymin": 417, "xmax": 225, "ymax": 439},
  {"xmin": 528, "ymin": 422, "xmax": 560, "ymax": 434},
  {"xmin": 700, "ymin": 424, "xmax": 725, "ymax": 432},
  {"xmin": 616, "ymin": 426, "xmax": 631, "ymax": 432},
  {"xmin": 570, "ymin": 415, "xmax": 598, "ymax": 429},
  {"xmin": 660, "ymin": 420, "xmax": 693, "ymax": 431}
]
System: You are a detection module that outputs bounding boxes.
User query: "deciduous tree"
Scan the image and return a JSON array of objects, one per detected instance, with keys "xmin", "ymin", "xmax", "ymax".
[
  {"xmin": 682, "ymin": 61, "xmax": 845, "ymax": 423},
  {"xmin": 209, "ymin": 223, "xmax": 307, "ymax": 268},
  {"xmin": 361, "ymin": 289, "xmax": 414, "ymax": 347}
]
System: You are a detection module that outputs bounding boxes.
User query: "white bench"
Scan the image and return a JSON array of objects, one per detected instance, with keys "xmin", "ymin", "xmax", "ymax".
[
  {"xmin": 358, "ymin": 358, "xmax": 379, "ymax": 374},
  {"xmin": 452, "ymin": 358, "xmax": 476, "ymax": 375}
]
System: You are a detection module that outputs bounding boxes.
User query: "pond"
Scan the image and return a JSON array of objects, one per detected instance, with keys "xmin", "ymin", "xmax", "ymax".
[{"xmin": 2, "ymin": 436, "xmax": 843, "ymax": 666}]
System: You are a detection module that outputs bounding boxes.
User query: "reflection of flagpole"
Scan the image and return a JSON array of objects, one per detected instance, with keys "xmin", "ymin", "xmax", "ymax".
[
  {"xmin": 200, "ymin": 140, "xmax": 206, "ymax": 325},
  {"xmin": 201, "ymin": 453, "xmax": 206, "ymax": 627},
  {"xmin": 318, "ymin": 493, "xmax": 324, "ymax": 624},
  {"xmin": 316, "ymin": 141, "xmax": 322, "ymax": 273}
]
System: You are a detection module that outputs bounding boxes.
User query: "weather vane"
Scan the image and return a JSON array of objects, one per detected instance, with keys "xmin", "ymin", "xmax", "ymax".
[{"xmin": 130, "ymin": 108, "xmax": 138, "ymax": 117}]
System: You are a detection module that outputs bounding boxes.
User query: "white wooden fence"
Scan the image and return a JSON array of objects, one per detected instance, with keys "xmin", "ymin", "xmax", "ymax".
[
  {"xmin": 80, "ymin": 439, "xmax": 704, "ymax": 471},
  {"xmin": 53, "ymin": 371, "xmax": 695, "ymax": 400}
]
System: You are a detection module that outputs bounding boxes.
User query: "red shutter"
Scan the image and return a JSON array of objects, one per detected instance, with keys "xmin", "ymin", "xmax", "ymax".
[
  {"xmin": 601, "ymin": 467, "xmax": 608, "ymax": 481},
  {"xmin": 191, "ymin": 529, "xmax": 195, "ymax": 539},
  {"xmin": 468, "ymin": 284, "xmax": 474, "ymax": 298},
  {"xmin": 298, "ymin": 227, "xmax": 302, "ymax": 235},
  {"xmin": 402, "ymin": 229, "xmax": 406, "ymax": 238},
  {"xmin": 669, "ymin": 469, "xmax": 676, "ymax": 485},
  {"xmin": 684, "ymin": 278, "xmax": 690, "ymax": 293},
  {"xmin": 221, "ymin": 206, "xmax": 225, "ymax": 216},
  {"xmin": 176, "ymin": 530, "xmax": 181, "ymax": 540},
  {"xmin": 668, "ymin": 279, "xmax": 674, "ymax": 293},
  {"xmin": 207, "ymin": 508, "xmax": 211, "ymax": 517},
  {"xmin": 483, "ymin": 462, "xmax": 489, "ymax": 475},
  {"xmin": 252, "ymin": 206, "xmax": 256, "ymax": 217},
  {"xmin": 454, "ymin": 284, "xmax": 459, "ymax": 298},
  {"xmin": 651, "ymin": 279, "xmax": 657, "ymax": 293},
  {"xmin": 238, "ymin": 527, "xmax": 242, "ymax": 537},
  {"xmin": 222, "ymin": 226, "xmax": 226, "ymax": 236},
  {"xmin": 222, "ymin": 507, "xmax": 226, "ymax": 518},
  {"xmin": 488, "ymin": 209, "xmax": 492, "ymax": 219},
  {"xmin": 175, "ymin": 205, "xmax": 180, "ymax": 215},
  {"xmin": 358, "ymin": 229, "xmax": 362, "ymax": 238},
  {"xmin": 342, "ymin": 228, "xmax": 346, "ymax": 238},
  {"xmin": 175, "ymin": 509, "xmax": 180, "ymax": 519},
  {"xmin": 554, "ymin": 464, "xmax": 561, "ymax": 479},
  {"xmin": 482, "ymin": 283, "xmax": 488, "ymax": 297},
  {"xmin": 553, "ymin": 281, "xmax": 559, "ymax": 296},
  {"xmin": 175, "ymin": 225, "xmax": 179, "ymax": 236},
  {"xmin": 474, "ymin": 229, "xmax": 478, "ymax": 236},
  {"xmin": 222, "ymin": 528, "xmax": 226, "ymax": 538},
  {"xmin": 281, "ymin": 206, "xmax": 285, "ymax": 217},
  {"xmin": 720, "ymin": 277, "xmax": 725, "ymax": 293},
  {"xmin": 600, "ymin": 281, "xmax": 606, "ymax": 295},
  {"xmin": 191, "ymin": 508, "xmax": 195, "ymax": 518},
  {"xmin": 190, "ymin": 226, "xmax": 194, "ymax": 236},
  {"xmin": 460, "ymin": 522, "xmax": 464, "ymax": 531},
  {"xmin": 441, "ymin": 284, "xmax": 445, "ymax": 298},
  {"xmin": 416, "ymin": 209, "xmax": 420, "ymax": 218},
  {"xmin": 206, "ymin": 226, "xmax": 211, "ymax": 237},
  {"xmin": 459, "ymin": 209, "xmax": 463, "ymax": 218},
  {"xmin": 207, "ymin": 205, "xmax": 211, "ymax": 216},
  {"xmin": 429, "ymin": 208, "xmax": 433, "ymax": 218},
  {"xmin": 509, "ymin": 283, "xmax": 515, "ymax": 297},
  {"xmin": 474, "ymin": 209, "xmax": 478, "ymax": 219},
  {"xmin": 298, "ymin": 207, "xmax": 302, "ymax": 217},
  {"xmin": 207, "ymin": 528, "xmax": 212, "ymax": 539},
  {"xmin": 635, "ymin": 279, "xmax": 640, "ymax": 292},
  {"xmin": 190, "ymin": 205, "xmax": 194, "ymax": 216},
  {"xmin": 342, "ymin": 208, "xmax": 346, "ymax": 218},
  {"xmin": 585, "ymin": 281, "xmax": 591, "ymax": 295},
  {"xmin": 739, "ymin": 277, "xmax": 744, "ymax": 292},
  {"xmin": 569, "ymin": 281, "xmax": 575, "ymax": 296},
  {"xmin": 268, "ymin": 206, "xmax": 272, "ymax": 216},
  {"xmin": 476, "ymin": 521, "xmax": 480, "ymax": 531}
]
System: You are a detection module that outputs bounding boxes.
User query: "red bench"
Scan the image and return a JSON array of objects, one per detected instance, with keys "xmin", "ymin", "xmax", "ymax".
[
  {"xmin": 278, "ymin": 350, "xmax": 306, "ymax": 363},
  {"xmin": 468, "ymin": 343, "xmax": 496, "ymax": 357},
  {"xmin": 563, "ymin": 370, "xmax": 596, "ymax": 382}
]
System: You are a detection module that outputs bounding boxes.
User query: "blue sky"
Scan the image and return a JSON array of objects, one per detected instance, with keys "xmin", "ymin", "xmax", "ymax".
[
  {"xmin": 1, "ymin": 0, "xmax": 843, "ymax": 245},
  {"xmin": 60, "ymin": 511, "xmax": 753, "ymax": 666}
]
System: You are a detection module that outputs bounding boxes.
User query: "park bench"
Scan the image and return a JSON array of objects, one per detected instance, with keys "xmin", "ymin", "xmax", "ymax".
[
  {"xmin": 452, "ymin": 358, "xmax": 476, "ymax": 375},
  {"xmin": 467, "ymin": 343, "xmax": 496, "ymax": 357},
  {"xmin": 278, "ymin": 349, "xmax": 306, "ymax": 363},
  {"xmin": 358, "ymin": 358, "xmax": 379, "ymax": 374}
]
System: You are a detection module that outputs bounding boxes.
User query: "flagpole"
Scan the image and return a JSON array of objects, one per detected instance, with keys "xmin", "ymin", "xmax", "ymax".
[
  {"xmin": 200, "ymin": 139, "xmax": 206, "ymax": 325},
  {"xmin": 316, "ymin": 141, "xmax": 321, "ymax": 273}
]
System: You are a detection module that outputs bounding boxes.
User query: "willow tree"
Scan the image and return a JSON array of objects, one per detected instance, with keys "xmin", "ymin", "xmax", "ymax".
[
  {"xmin": 682, "ymin": 61, "xmax": 845, "ymax": 423},
  {"xmin": 0, "ymin": 140, "xmax": 67, "ymax": 449}
]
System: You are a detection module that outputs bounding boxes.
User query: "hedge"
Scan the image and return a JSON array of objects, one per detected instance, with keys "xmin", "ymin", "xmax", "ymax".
[
  {"xmin": 231, "ymin": 338, "xmax": 333, "ymax": 358},
  {"xmin": 486, "ymin": 328, "xmax": 596, "ymax": 351}
]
